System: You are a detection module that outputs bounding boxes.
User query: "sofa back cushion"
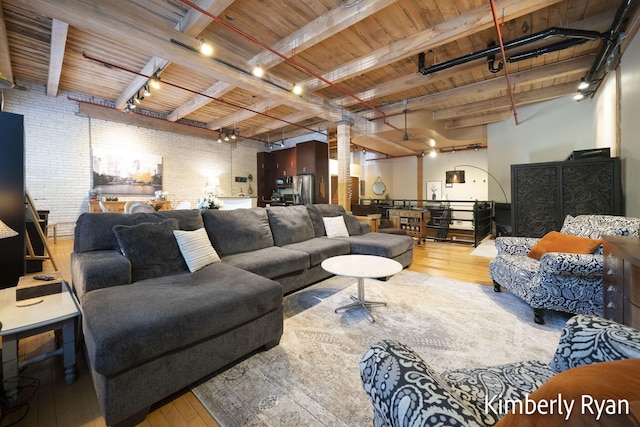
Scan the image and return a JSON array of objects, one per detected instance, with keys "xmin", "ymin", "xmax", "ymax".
[
  {"xmin": 113, "ymin": 218, "xmax": 188, "ymax": 282},
  {"xmin": 560, "ymin": 214, "xmax": 640, "ymax": 239},
  {"xmin": 74, "ymin": 210, "xmax": 204, "ymax": 253},
  {"xmin": 266, "ymin": 205, "xmax": 315, "ymax": 246},
  {"xmin": 202, "ymin": 207, "xmax": 274, "ymax": 256},
  {"xmin": 306, "ymin": 204, "xmax": 363, "ymax": 236}
]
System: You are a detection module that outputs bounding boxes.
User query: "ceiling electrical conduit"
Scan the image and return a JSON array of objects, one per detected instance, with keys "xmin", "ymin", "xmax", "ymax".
[
  {"xmin": 178, "ymin": 0, "xmax": 402, "ymax": 133},
  {"xmin": 81, "ymin": 51, "xmax": 325, "ymax": 139}
]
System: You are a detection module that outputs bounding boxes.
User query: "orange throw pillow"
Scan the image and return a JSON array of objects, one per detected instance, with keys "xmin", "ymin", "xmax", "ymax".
[
  {"xmin": 495, "ymin": 358, "xmax": 640, "ymax": 427},
  {"xmin": 528, "ymin": 231, "xmax": 601, "ymax": 260}
]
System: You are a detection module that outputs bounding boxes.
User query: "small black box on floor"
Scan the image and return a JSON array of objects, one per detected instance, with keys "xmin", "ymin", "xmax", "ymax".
[
  {"xmin": 565, "ymin": 148, "xmax": 611, "ymax": 161},
  {"xmin": 16, "ymin": 272, "xmax": 63, "ymax": 301}
]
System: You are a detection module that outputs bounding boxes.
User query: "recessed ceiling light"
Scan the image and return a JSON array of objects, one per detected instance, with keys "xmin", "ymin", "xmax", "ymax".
[
  {"xmin": 252, "ymin": 67, "xmax": 264, "ymax": 78},
  {"xmin": 292, "ymin": 84, "xmax": 303, "ymax": 96},
  {"xmin": 200, "ymin": 41, "xmax": 213, "ymax": 56}
]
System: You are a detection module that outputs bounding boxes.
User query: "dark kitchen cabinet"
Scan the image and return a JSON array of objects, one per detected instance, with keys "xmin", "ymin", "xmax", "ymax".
[
  {"xmin": 297, "ymin": 141, "xmax": 329, "ymax": 204},
  {"xmin": 511, "ymin": 157, "xmax": 622, "ymax": 237},
  {"xmin": 273, "ymin": 147, "xmax": 296, "ymax": 177},
  {"xmin": 257, "ymin": 151, "xmax": 273, "ymax": 206}
]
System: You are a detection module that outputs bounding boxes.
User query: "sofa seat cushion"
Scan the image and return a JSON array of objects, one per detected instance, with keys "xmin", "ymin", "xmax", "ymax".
[
  {"xmin": 339, "ymin": 232, "xmax": 414, "ymax": 258},
  {"xmin": 266, "ymin": 205, "xmax": 315, "ymax": 246},
  {"xmin": 81, "ymin": 262, "xmax": 282, "ymax": 377},
  {"xmin": 202, "ymin": 208, "xmax": 274, "ymax": 256},
  {"xmin": 283, "ymin": 237, "xmax": 351, "ymax": 266},
  {"xmin": 221, "ymin": 246, "xmax": 310, "ymax": 279},
  {"xmin": 490, "ymin": 255, "xmax": 540, "ymax": 285}
]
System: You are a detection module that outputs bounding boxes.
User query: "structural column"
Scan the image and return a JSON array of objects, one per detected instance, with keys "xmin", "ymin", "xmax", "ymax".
[{"xmin": 336, "ymin": 120, "xmax": 352, "ymax": 212}]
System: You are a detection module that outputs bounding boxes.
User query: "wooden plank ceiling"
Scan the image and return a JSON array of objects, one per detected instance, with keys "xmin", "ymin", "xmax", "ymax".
[{"xmin": 0, "ymin": 0, "xmax": 634, "ymax": 156}]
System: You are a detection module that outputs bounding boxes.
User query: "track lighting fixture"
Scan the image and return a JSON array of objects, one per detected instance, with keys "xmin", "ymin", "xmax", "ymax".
[
  {"xmin": 143, "ymin": 84, "xmax": 151, "ymax": 97},
  {"xmin": 149, "ymin": 73, "xmax": 161, "ymax": 89},
  {"xmin": 200, "ymin": 39, "xmax": 213, "ymax": 56},
  {"xmin": 217, "ymin": 133, "xmax": 222, "ymax": 143},
  {"xmin": 451, "ymin": 146, "xmax": 456, "ymax": 154},
  {"xmin": 224, "ymin": 132, "xmax": 230, "ymax": 142},
  {"xmin": 578, "ymin": 79, "xmax": 590, "ymax": 90},
  {"xmin": 230, "ymin": 129, "xmax": 237, "ymax": 140},
  {"xmin": 134, "ymin": 95, "xmax": 141, "ymax": 105}
]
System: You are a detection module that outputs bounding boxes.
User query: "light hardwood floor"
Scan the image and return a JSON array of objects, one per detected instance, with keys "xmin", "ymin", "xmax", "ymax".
[{"xmin": 2, "ymin": 238, "xmax": 492, "ymax": 426}]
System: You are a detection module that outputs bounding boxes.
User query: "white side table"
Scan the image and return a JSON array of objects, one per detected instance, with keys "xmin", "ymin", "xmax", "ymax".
[
  {"xmin": 0, "ymin": 280, "xmax": 81, "ymax": 404},
  {"xmin": 321, "ymin": 254, "xmax": 403, "ymax": 322}
]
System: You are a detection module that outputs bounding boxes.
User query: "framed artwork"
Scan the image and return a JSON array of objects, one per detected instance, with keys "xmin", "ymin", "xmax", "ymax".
[
  {"xmin": 92, "ymin": 148, "xmax": 163, "ymax": 195},
  {"xmin": 427, "ymin": 181, "xmax": 442, "ymax": 200}
]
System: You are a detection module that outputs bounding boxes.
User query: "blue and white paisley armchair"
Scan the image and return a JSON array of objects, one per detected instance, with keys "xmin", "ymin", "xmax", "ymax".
[
  {"xmin": 489, "ymin": 215, "xmax": 640, "ymax": 324},
  {"xmin": 360, "ymin": 315, "xmax": 640, "ymax": 427}
]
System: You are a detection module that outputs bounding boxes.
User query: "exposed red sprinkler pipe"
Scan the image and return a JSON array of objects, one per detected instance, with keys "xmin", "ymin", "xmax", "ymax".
[
  {"xmin": 82, "ymin": 51, "xmax": 323, "ymax": 138},
  {"xmin": 179, "ymin": 0, "xmax": 402, "ymax": 132},
  {"xmin": 489, "ymin": 0, "xmax": 519, "ymax": 125}
]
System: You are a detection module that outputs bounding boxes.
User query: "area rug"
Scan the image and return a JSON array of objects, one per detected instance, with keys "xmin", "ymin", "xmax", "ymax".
[
  {"xmin": 191, "ymin": 270, "xmax": 570, "ymax": 427},
  {"xmin": 470, "ymin": 238, "xmax": 498, "ymax": 258}
]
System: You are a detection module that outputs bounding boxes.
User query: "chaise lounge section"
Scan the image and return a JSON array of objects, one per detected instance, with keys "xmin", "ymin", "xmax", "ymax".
[{"xmin": 71, "ymin": 204, "xmax": 414, "ymax": 426}]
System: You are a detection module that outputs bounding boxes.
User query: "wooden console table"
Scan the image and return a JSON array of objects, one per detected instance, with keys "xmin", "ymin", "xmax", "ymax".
[
  {"xmin": 88, "ymin": 200, "xmax": 171, "ymax": 213},
  {"xmin": 602, "ymin": 235, "xmax": 640, "ymax": 329}
]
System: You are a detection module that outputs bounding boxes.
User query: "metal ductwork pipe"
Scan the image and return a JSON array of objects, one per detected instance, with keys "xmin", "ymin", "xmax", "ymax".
[{"xmin": 419, "ymin": 27, "xmax": 604, "ymax": 75}]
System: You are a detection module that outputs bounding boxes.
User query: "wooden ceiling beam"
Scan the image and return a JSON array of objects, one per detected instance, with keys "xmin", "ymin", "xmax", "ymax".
[
  {"xmin": 433, "ymin": 81, "xmax": 581, "ymax": 120},
  {"xmin": 369, "ymin": 54, "xmax": 594, "ymax": 117},
  {"xmin": 300, "ymin": 0, "xmax": 566, "ymax": 92},
  {"xmin": 197, "ymin": 0, "xmax": 395, "ymax": 129},
  {"xmin": 0, "ymin": 0, "xmax": 13, "ymax": 82},
  {"xmin": 117, "ymin": 0, "xmax": 233, "ymax": 112},
  {"xmin": 79, "ymin": 101, "xmax": 219, "ymax": 140},
  {"xmin": 445, "ymin": 110, "xmax": 514, "ymax": 129},
  {"xmin": 248, "ymin": 0, "xmax": 396, "ymax": 69},
  {"xmin": 12, "ymin": 0, "xmax": 337, "ymax": 121},
  {"xmin": 46, "ymin": 19, "xmax": 68, "ymax": 97},
  {"xmin": 331, "ymin": 10, "xmax": 616, "ymax": 109}
]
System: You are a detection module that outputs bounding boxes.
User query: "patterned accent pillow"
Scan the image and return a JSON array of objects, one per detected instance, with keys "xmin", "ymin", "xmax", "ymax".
[
  {"xmin": 173, "ymin": 228, "xmax": 221, "ymax": 272},
  {"xmin": 550, "ymin": 315, "xmax": 640, "ymax": 372}
]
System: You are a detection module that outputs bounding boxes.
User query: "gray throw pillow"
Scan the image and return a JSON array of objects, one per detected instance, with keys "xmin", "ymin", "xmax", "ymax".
[{"xmin": 113, "ymin": 218, "xmax": 188, "ymax": 282}]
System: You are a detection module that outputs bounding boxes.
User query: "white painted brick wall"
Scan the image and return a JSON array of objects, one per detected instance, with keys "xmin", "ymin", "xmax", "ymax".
[{"xmin": 3, "ymin": 80, "xmax": 262, "ymax": 239}]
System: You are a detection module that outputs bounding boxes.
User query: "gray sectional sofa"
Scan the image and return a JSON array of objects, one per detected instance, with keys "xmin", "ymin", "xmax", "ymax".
[{"xmin": 70, "ymin": 203, "xmax": 413, "ymax": 426}]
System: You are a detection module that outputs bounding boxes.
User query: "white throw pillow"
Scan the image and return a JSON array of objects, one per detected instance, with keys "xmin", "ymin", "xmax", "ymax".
[
  {"xmin": 323, "ymin": 216, "xmax": 349, "ymax": 238},
  {"xmin": 173, "ymin": 228, "xmax": 221, "ymax": 272}
]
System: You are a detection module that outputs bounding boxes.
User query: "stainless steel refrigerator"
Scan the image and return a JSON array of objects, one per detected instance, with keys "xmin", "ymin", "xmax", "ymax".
[{"xmin": 292, "ymin": 174, "xmax": 315, "ymax": 205}]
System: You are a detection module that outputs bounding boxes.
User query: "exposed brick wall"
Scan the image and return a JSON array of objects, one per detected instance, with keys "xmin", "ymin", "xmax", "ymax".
[{"xmin": 3, "ymin": 81, "xmax": 262, "ymax": 239}]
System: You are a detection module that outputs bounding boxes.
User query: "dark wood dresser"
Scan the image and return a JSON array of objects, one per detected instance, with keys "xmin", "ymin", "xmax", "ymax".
[{"xmin": 602, "ymin": 235, "xmax": 640, "ymax": 329}]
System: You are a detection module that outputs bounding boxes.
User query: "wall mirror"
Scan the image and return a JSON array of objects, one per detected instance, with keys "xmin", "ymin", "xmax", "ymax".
[{"xmin": 372, "ymin": 177, "xmax": 386, "ymax": 195}]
